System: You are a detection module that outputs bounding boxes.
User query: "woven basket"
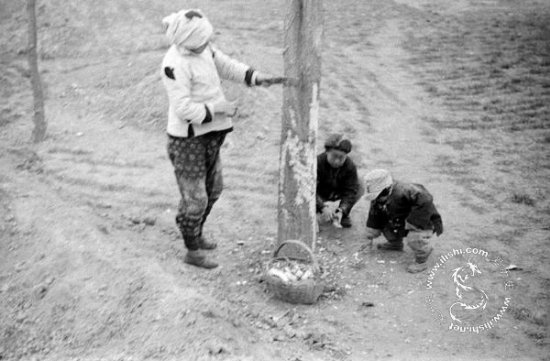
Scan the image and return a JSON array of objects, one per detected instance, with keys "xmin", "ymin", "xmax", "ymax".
[{"xmin": 265, "ymin": 240, "xmax": 324, "ymax": 305}]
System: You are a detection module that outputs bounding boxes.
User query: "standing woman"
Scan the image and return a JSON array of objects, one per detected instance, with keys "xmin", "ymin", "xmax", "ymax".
[{"xmin": 161, "ymin": 9, "xmax": 283, "ymax": 269}]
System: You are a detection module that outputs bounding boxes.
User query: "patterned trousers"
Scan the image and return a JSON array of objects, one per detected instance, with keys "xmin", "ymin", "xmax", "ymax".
[{"xmin": 167, "ymin": 131, "xmax": 227, "ymax": 251}]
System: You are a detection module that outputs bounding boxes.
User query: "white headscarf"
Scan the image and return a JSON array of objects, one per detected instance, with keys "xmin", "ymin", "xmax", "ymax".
[{"xmin": 162, "ymin": 9, "xmax": 213, "ymax": 51}]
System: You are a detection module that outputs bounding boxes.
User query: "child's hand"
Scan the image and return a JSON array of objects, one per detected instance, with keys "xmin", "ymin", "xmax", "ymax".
[{"xmin": 433, "ymin": 219, "xmax": 443, "ymax": 236}]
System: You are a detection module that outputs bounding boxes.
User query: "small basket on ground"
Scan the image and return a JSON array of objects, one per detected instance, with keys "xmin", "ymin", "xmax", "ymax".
[{"xmin": 264, "ymin": 240, "xmax": 324, "ymax": 305}]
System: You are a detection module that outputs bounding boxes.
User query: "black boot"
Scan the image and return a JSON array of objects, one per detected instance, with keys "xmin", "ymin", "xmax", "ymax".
[
  {"xmin": 184, "ymin": 250, "xmax": 218, "ymax": 269},
  {"xmin": 340, "ymin": 215, "xmax": 352, "ymax": 228}
]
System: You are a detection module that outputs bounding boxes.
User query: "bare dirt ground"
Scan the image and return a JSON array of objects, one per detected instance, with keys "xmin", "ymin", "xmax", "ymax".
[{"xmin": 1, "ymin": 0, "xmax": 549, "ymax": 360}]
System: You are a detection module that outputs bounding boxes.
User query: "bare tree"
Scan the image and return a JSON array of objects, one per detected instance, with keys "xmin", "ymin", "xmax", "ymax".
[
  {"xmin": 27, "ymin": 0, "xmax": 46, "ymax": 142},
  {"xmin": 277, "ymin": 0, "xmax": 323, "ymax": 253}
]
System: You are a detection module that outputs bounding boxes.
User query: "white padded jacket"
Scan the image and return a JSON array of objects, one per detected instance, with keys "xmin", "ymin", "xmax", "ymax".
[{"xmin": 161, "ymin": 44, "xmax": 257, "ymax": 138}]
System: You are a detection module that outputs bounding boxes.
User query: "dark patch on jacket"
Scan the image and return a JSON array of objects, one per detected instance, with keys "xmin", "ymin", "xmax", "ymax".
[{"xmin": 164, "ymin": 66, "xmax": 175, "ymax": 80}]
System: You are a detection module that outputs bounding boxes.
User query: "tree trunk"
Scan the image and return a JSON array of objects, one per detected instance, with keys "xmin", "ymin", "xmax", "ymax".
[
  {"xmin": 27, "ymin": 0, "xmax": 46, "ymax": 143},
  {"xmin": 277, "ymin": 0, "xmax": 323, "ymax": 255}
]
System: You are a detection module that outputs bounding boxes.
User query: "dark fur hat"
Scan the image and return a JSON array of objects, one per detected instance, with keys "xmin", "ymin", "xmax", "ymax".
[{"xmin": 324, "ymin": 134, "xmax": 352, "ymax": 154}]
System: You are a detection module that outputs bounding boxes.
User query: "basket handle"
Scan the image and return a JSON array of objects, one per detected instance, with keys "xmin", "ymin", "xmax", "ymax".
[{"xmin": 273, "ymin": 240, "xmax": 319, "ymax": 271}]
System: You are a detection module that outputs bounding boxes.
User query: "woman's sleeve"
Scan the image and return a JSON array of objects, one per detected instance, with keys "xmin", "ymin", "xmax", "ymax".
[{"xmin": 211, "ymin": 45, "xmax": 257, "ymax": 86}]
